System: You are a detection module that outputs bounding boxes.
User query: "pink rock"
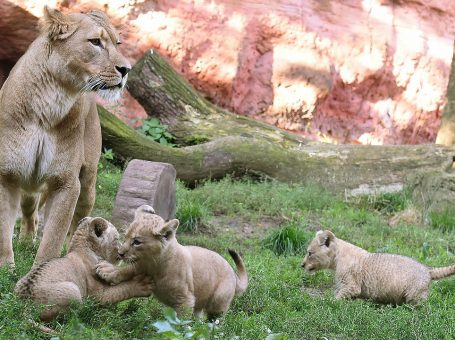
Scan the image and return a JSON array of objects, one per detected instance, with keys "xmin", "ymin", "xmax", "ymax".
[{"xmin": 2, "ymin": 0, "xmax": 455, "ymax": 145}]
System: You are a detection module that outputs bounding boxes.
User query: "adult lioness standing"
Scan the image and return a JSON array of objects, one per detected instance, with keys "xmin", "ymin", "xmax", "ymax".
[{"xmin": 0, "ymin": 7, "xmax": 131, "ymax": 266}]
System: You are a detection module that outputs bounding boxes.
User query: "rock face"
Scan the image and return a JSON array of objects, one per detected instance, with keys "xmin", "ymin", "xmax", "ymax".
[
  {"xmin": 111, "ymin": 160, "xmax": 176, "ymax": 230},
  {"xmin": 2, "ymin": 0, "xmax": 455, "ymax": 144}
]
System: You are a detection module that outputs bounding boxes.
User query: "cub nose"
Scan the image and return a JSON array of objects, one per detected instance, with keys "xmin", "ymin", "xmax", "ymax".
[
  {"xmin": 115, "ymin": 65, "xmax": 131, "ymax": 78},
  {"xmin": 301, "ymin": 262, "xmax": 306, "ymax": 268},
  {"xmin": 118, "ymin": 250, "xmax": 125, "ymax": 258}
]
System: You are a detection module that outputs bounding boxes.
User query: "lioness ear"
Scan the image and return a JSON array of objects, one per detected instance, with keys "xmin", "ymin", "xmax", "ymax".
[
  {"xmin": 40, "ymin": 6, "xmax": 77, "ymax": 41},
  {"xmin": 316, "ymin": 230, "xmax": 335, "ymax": 247},
  {"xmin": 160, "ymin": 219, "xmax": 179, "ymax": 239},
  {"xmin": 90, "ymin": 217, "xmax": 109, "ymax": 238}
]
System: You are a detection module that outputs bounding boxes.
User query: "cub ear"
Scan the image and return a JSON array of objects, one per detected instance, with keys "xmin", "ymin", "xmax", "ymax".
[
  {"xmin": 316, "ymin": 230, "xmax": 335, "ymax": 247},
  {"xmin": 40, "ymin": 6, "xmax": 77, "ymax": 41},
  {"xmin": 90, "ymin": 217, "xmax": 109, "ymax": 238},
  {"xmin": 160, "ymin": 219, "xmax": 179, "ymax": 240}
]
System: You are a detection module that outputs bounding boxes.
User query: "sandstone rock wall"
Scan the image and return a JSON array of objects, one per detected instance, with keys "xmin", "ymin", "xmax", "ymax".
[{"xmin": 2, "ymin": 0, "xmax": 455, "ymax": 144}]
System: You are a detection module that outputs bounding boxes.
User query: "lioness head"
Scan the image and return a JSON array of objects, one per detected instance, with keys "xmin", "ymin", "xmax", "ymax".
[
  {"xmin": 70, "ymin": 217, "xmax": 120, "ymax": 263},
  {"xmin": 39, "ymin": 6, "xmax": 131, "ymax": 101},
  {"xmin": 118, "ymin": 205, "xmax": 180, "ymax": 263},
  {"xmin": 301, "ymin": 230, "xmax": 336, "ymax": 272}
]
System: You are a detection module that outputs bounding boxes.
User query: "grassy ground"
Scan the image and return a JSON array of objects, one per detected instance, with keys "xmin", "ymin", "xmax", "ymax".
[{"xmin": 0, "ymin": 163, "xmax": 454, "ymax": 339}]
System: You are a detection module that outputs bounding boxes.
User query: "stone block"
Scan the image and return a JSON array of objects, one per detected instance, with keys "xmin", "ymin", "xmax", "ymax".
[{"xmin": 111, "ymin": 160, "xmax": 176, "ymax": 230}]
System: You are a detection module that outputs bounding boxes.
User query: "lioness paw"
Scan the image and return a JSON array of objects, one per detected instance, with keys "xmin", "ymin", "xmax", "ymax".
[{"xmin": 96, "ymin": 261, "xmax": 121, "ymax": 284}]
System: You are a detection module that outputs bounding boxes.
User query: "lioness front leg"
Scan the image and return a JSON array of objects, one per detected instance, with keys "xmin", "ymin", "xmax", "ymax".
[
  {"xmin": 19, "ymin": 193, "xmax": 40, "ymax": 241},
  {"xmin": 96, "ymin": 261, "xmax": 136, "ymax": 284},
  {"xmin": 67, "ymin": 166, "xmax": 97, "ymax": 243},
  {"xmin": 35, "ymin": 179, "xmax": 80, "ymax": 264},
  {"xmin": 93, "ymin": 276, "xmax": 153, "ymax": 304},
  {"xmin": 0, "ymin": 180, "xmax": 20, "ymax": 267}
]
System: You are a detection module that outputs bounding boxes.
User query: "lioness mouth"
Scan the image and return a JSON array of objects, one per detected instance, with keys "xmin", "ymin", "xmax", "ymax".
[{"xmin": 99, "ymin": 83, "xmax": 123, "ymax": 90}]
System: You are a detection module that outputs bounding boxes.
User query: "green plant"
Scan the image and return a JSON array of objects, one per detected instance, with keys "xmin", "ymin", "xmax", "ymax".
[
  {"xmin": 429, "ymin": 209, "xmax": 455, "ymax": 232},
  {"xmin": 262, "ymin": 222, "xmax": 312, "ymax": 256},
  {"xmin": 176, "ymin": 201, "xmax": 207, "ymax": 233},
  {"xmin": 98, "ymin": 148, "xmax": 115, "ymax": 170},
  {"xmin": 139, "ymin": 117, "xmax": 175, "ymax": 146},
  {"xmin": 152, "ymin": 308, "xmax": 222, "ymax": 339}
]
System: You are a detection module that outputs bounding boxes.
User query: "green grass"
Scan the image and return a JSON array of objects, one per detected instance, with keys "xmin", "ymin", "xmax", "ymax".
[
  {"xmin": 262, "ymin": 222, "xmax": 313, "ymax": 256},
  {"xmin": 0, "ymin": 166, "xmax": 454, "ymax": 339},
  {"xmin": 430, "ymin": 208, "xmax": 455, "ymax": 233}
]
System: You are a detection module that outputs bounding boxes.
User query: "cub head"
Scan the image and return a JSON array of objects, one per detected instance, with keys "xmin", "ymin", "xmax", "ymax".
[
  {"xmin": 39, "ymin": 6, "xmax": 131, "ymax": 101},
  {"xmin": 118, "ymin": 205, "xmax": 180, "ymax": 263},
  {"xmin": 301, "ymin": 230, "xmax": 336, "ymax": 272},
  {"xmin": 70, "ymin": 217, "xmax": 120, "ymax": 263}
]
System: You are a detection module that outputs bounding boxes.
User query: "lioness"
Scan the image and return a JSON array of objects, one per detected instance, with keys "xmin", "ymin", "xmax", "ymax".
[
  {"xmin": 96, "ymin": 205, "xmax": 248, "ymax": 319},
  {"xmin": 0, "ymin": 7, "xmax": 130, "ymax": 266},
  {"xmin": 301, "ymin": 230, "xmax": 455, "ymax": 304},
  {"xmin": 15, "ymin": 217, "xmax": 152, "ymax": 321}
]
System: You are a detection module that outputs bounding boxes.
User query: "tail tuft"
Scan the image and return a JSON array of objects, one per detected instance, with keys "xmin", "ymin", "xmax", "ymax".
[
  {"xmin": 228, "ymin": 249, "xmax": 248, "ymax": 295},
  {"xmin": 430, "ymin": 264, "xmax": 455, "ymax": 280}
]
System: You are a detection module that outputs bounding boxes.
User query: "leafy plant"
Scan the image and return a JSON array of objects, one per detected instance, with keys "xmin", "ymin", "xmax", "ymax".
[
  {"xmin": 98, "ymin": 148, "xmax": 115, "ymax": 170},
  {"xmin": 152, "ymin": 307, "xmax": 223, "ymax": 339},
  {"xmin": 139, "ymin": 117, "xmax": 175, "ymax": 146},
  {"xmin": 262, "ymin": 222, "xmax": 312, "ymax": 256}
]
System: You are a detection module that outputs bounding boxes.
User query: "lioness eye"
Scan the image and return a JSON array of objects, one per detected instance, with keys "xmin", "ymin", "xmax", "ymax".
[
  {"xmin": 132, "ymin": 239, "xmax": 141, "ymax": 246},
  {"xmin": 89, "ymin": 38, "xmax": 103, "ymax": 47}
]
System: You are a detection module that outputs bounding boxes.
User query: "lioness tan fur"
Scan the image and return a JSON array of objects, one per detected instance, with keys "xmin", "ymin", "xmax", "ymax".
[
  {"xmin": 301, "ymin": 230, "xmax": 455, "ymax": 304},
  {"xmin": 15, "ymin": 217, "xmax": 152, "ymax": 321},
  {"xmin": 96, "ymin": 205, "xmax": 248, "ymax": 319},
  {"xmin": 0, "ymin": 7, "xmax": 131, "ymax": 266}
]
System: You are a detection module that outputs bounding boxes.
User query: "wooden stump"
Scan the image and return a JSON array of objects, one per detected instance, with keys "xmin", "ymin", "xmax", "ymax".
[{"xmin": 111, "ymin": 160, "xmax": 176, "ymax": 230}]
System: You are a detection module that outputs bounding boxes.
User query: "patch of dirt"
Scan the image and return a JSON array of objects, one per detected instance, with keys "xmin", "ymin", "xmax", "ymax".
[{"xmin": 300, "ymin": 287, "xmax": 327, "ymax": 298}]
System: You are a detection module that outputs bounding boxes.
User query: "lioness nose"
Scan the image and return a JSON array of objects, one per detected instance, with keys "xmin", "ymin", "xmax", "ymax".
[
  {"xmin": 116, "ymin": 66, "xmax": 131, "ymax": 78},
  {"xmin": 118, "ymin": 251, "xmax": 125, "ymax": 258}
]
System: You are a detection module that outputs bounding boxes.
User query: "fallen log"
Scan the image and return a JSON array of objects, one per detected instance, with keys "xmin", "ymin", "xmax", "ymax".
[
  {"xmin": 127, "ymin": 49, "xmax": 314, "ymax": 147},
  {"xmin": 98, "ymin": 105, "xmax": 455, "ymax": 196}
]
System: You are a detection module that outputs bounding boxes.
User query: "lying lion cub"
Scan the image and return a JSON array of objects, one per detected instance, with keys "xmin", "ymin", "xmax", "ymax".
[
  {"xmin": 96, "ymin": 205, "xmax": 248, "ymax": 319},
  {"xmin": 15, "ymin": 217, "xmax": 152, "ymax": 321},
  {"xmin": 301, "ymin": 230, "xmax": 455, "ymax": 304}
]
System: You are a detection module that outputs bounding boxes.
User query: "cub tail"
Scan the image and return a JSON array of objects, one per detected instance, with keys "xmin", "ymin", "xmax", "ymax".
[
  {"xmin": 228, "ymin": 249, "xmax": 248, "ymax": 295},
  {"xmin": 430, "ymin": 264, "xmax": 455, "ymax": 280}
]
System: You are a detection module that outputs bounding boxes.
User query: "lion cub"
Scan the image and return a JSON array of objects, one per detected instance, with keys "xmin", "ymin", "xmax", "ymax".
[
  {"xmin": 15, "ymin": 217, "xmax": 152, "ymax": 321},
  {"xmin": 301, "ymin": 230, "xmax": 455, "ymax": 304},
  {"xmin": 96, "ymin": 205, "xmax": 248, "ymax": 319}
]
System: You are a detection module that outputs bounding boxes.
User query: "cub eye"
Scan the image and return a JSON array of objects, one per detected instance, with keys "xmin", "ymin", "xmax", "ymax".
[
  {"xmin": 89, "ymin": 38, "xmax": 103, "ymax": 47},
  {"xmin": 308, "ymin": 251, "xmax": 313, "ymax": 257},
  {"xmin": 132, "ymin": 239, "xmax": 141, "ymax": 246}
]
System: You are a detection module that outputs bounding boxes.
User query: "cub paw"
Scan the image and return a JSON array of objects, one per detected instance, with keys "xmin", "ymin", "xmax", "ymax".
[
  {"xmin": 96, "ymin": 260, "xmax": 121, "ymax": 285},
  {"xmin": 134, "ymin": 275, "xmax": 154, "ymax": 297}
]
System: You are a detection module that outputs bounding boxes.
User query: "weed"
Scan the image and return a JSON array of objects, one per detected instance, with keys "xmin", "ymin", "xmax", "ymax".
[
  {"xmin": 176, "ymin": 200, "xmax": 207, "ymax": 232},
  {"xmin": 98, "ymin": 148, "xmax": 116, "ymax": 170},
  {"xmin": 138, "ymin": 117, "xmax": 175, "ymax": 146},
  {"xmin": 262, "ymin": 222, "xmax": 312, "ymax": 256}
]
